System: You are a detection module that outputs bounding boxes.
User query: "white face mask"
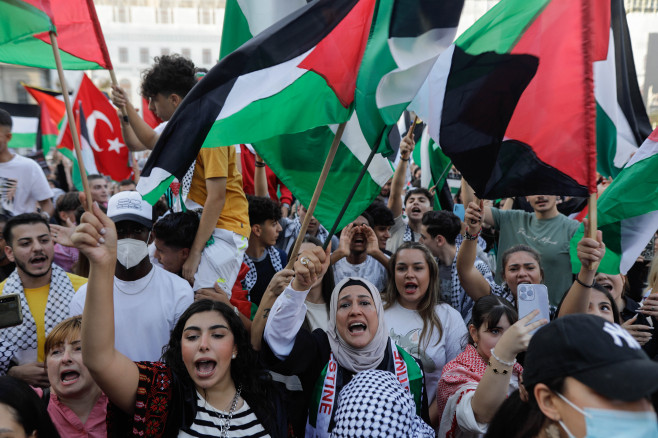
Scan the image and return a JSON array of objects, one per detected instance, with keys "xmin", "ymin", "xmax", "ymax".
[{"xmin": 116, "ymin": 238, "xmax": 149, "ymax": 269}]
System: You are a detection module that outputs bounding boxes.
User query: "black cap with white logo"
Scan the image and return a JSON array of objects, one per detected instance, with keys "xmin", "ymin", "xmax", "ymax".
[{"xmin": 523, "ymin": 314, "xmax": 658, "ymax": 401}]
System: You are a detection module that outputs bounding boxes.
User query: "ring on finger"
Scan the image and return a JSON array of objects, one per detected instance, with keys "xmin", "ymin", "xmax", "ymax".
[{"xmin": 299, "ymin": 256, "xmax": 310, "ymax": 267}]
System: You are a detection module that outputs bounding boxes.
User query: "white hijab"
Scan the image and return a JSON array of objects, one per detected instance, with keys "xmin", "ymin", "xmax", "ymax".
[{"xmin": 327, "ymin": 277, "xmax": 389, "ymax": 373}]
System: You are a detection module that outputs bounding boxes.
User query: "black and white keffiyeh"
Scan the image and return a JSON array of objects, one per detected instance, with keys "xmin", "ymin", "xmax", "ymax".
[
  {"xmin": 403, "ymin": 224, "xmax": 415, "ymax": 243},
  {"xmin": 284, "ymin": 217, "xmax": 331, "ymax": 253},
  {"xmin": 330, "ymin": 369, "xmax": 434, "ymax": 438},
  {"xmin": 0, "ymin": 265, "xmax": 76, "ymax": 373},
  {"xmin": 241, "ymin": 246, "xmax": 283, "ymax": 291}
]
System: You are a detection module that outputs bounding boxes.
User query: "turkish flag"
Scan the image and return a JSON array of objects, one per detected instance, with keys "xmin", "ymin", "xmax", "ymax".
[{"xmin": 59, "ymin": 74, "xmax": 131, "ymax": 182}]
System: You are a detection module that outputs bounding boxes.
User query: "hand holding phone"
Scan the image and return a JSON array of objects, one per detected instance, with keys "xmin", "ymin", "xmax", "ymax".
[{"xmin": 517, "ymin": 284, "xmax": 550, "ymax": 334}]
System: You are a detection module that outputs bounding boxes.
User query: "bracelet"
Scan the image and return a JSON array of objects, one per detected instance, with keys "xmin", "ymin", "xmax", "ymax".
[
  {"xmin": 255, "ymin": 161, "xmax": 266, "ymax": 168},
  {"xmin": 463, "ymin": 229, "xmax": 480, "ymax": 241},
  {"xmin": 487, "ymin": 361, "xmax": 509, "ymax": 375},
  {"xmin": 575, "ymin": 275, "xmax": 595, "ymax": 288},
  {"xmin": 400, "ymin": 157, "xmax": 410, "ymax": 162},
  {"xmin": 490, "ymin": 348, "xmax": 516, "ymax": 367}
]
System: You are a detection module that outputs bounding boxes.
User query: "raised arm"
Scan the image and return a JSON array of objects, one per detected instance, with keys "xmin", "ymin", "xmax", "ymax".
[
  {"xmin": 457, "ymin": 201, "xmax": 494, "ymax": 300},
  {"xmin": 111, "ymin": 85, "xmax": 158, "ymax": 151},
  {"xmin": 471, "ymin": 311, "xmax": 546, "ymax": 423},
  {"xmin": 558, "ymin": 219, "xmax": 604, "ymax": 318},
  {"xmin": 72, "ymin": 195, "xmax": 139, "ymax": 415},
  {"xmin": 387, "ymin": 137, "xmax": 414, "ymax": 218},
  {"xmin": 253, "ymin": 153, "xmax": 269, "ymax": 198},
  {"xmin": 251, "ymin": 268, "xmax": 295, "ymax": 351},
  {"xmin": 460, "ymin": 179, "xmax": 494, "ymax": 228},
  {"xmin": 263, "ymin": 245, "xmax": 330, "ymax": 359}
]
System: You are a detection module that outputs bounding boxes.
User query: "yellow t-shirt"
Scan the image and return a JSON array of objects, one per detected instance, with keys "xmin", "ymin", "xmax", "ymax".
[
  {"xmin": 1, "ymin": 273, "xmax": 87, "ymax": 362},
  {"xmin": 187, "ymin": 146, "xmax": 250, "ymax": 238}
]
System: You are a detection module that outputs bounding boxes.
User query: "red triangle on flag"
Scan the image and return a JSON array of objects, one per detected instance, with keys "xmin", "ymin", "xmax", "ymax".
[{"xmin": 297, "ymin": 0, "xmax": 376, "ymax": 108}]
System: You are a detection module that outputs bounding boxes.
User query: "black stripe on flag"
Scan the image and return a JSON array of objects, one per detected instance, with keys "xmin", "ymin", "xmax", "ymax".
[
  {"xmin": 611, "ymin": 0, "xmax": 652, "ymax": 146},
  {"xmin": 390, "ymin": 0, "xmax": 464, "ymax": 38},
  {"xmin": 438, "ymin": 46, "xmax": 587, "ymax": 199},
  {"xmin": 142, "ymin": 0, "xmax": 361, "ymax": 181},
  {"xmin": 0, "ymin": 102, "xmax": 40, "ymax": 118}
]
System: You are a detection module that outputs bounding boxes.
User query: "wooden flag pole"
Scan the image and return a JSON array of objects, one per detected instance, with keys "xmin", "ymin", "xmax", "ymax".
[
  {"xmin": 49, "ymin": 32, "xmax": 93, "ymax": 211},
  {"xmin": 284, "ymin": 121, "xmax": 347, "ymax": 269},
  {"xmin": 323, "ymin": 117, "xmax": 420, "ymax": 249}
]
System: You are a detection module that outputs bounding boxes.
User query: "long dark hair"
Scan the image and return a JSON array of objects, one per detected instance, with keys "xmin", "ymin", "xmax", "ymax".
[
  {"xmin": 161, "ymin": 300, "xmax": 280, "ymax": 435},
  {"xmin": 383, "ymin": 241, "xmax": 443, "ymax": 348},
  {"xmin": 0, "ymin": 376, "xmax": 60, "ymax": 437},
  {"xmin": 485, "ymin": 378, "xmax": 565, "ymax": 438},
  {"xmin": 468, "ymin": 295, "xmax": 518, "ymax": 345}
]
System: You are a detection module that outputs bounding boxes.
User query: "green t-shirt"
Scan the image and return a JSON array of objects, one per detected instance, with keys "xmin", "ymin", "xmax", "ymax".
[{"xmin": 491, "ymin": 207, "xmax": 579, "ymax": 306}]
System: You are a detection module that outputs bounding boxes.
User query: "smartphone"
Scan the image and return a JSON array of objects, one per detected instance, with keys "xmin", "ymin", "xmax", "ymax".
[
  {"xmin": 517, "ymin": 284, "xmax": 550, "ymax": 334},
  {"xmin": 0, "ymin": 294, "xmax": 23, "ymax": 329},
  {"xmin": 453, "ymin": 204, "xmax": 465, "ymax": 222}
]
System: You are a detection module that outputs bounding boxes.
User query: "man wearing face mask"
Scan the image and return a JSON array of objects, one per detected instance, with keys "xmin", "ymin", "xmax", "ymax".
[{"xmin": 68, "ymin": 191, "xmax": 193, "ymax": 361}]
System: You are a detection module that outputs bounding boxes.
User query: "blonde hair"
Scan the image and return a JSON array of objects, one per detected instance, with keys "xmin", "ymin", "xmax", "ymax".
[{"xmin": 44, "ymin": 315, "xmax": 82, "ymax": 358}]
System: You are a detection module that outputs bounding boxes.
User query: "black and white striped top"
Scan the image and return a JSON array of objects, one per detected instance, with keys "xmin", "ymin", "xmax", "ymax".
[{"xmin": 178, "ymin": 392, "xmax": 269, "ymax": 438}]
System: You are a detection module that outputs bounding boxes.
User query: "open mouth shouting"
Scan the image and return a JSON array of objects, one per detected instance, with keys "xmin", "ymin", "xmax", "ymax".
[
  {"xmin": 195, "ymin": 359, "xmax": 217, "ymax": 378},
  {"xmin": 404, "ymin": 281, "xmax": 419, "ymax": 294},
  {"xmin": 30, "ymin": 254, "xmax": 48, "ymax": 268},
  {"xmin": 348, "ymin": 321, "xmax": 368, "ymax": 335},
  {"xmin": 60, "ymin": 369, "xmax": 80, "ymax": 386}
]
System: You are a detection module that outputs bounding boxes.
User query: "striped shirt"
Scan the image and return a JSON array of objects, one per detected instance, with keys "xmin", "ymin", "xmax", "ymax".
[{"xmin": 178, "ymin": 392, "xmax": 269, "ymax": 438}]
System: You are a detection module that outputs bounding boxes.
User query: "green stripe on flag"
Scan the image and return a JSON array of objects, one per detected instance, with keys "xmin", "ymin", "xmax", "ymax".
[
  {"xmin": 0, "ymin": 37, "xmax": 104, "ymax": 70},
  {"xmin": 455, "ymin": 0, "xmax": 550, "ymax": 54},
  {"xmin": 0, "ymin": 0, "xmax": 53, "ymax": 46},
  {"xmin": 219, "ymin": 0, "xmax": 253, "ymax": 60},
  {"xmin": 8, "ymin": 133, "xmax": 36, "ymax": 149},
  {"xmin": 204, "ymin": 71, "xmax": 352, "ymax": 147},
  {"xmin": 595, "ymin": 101, "xmax": 620, "ymax": 178}
]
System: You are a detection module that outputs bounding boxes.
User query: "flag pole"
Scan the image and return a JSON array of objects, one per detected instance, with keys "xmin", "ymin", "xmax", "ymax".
[
  {"xmin": 49, "ymin": 32, "xmax": 93, "ymax": 211},
  {"xmin": 323, "ymin": 118, "xmax": 419, "ymax": 250},
  {"xmin": 284, "ymin": 122, "xmax": 347, "ymax": 269}
]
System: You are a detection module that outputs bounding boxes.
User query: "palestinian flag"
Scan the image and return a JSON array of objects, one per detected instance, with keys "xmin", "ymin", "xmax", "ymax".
[
  {"xmin": 219, "ymin": 0, "xmax": 309, "ymax": 60},
  {"xmin": 0, "ymin": 102, "xmax": 40, "ymax": 149},
  {"xmin": 0, "ymin": 0, "xmax": 112, "ymax": 70},
  {"xmin": 356, "ymin": 0, "xmax": 464, "ymax": 155},
  {"xmin": 570, "ymin": 127, "xmax": 658, "ymax": 275},
  {"xmin": 410, "ymin": 0, "xmax": 611, "ymax": 199},
  {"xmin": 138, "ymin": 0, "xmax": 377, "ymax": 206},
  {"xmin": 23, "ymin": 83, "xmax": 66, "ymax": 155},
  {"xmin": 412, "ymin": 125, "xmax": 452, "ymax": 210},
  {"xmin": 594, "ymin": 0, "xmax": 652, "ymax": 179}
]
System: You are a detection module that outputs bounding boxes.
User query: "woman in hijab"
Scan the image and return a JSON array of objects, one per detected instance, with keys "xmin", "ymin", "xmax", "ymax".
[{"xmin": 261, "ymin": 245, "xmax": 430, "ymax": 437}]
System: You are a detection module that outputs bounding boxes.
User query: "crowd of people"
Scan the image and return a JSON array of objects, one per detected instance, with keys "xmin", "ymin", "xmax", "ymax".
[{"xmin": 0, "ymin": 53, "xmax": 657, "ymax": 438}]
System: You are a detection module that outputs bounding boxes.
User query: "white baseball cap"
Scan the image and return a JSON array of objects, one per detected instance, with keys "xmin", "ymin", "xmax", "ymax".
[{"xmin": 106, "ymin": 191, "xmax": 153, "ymax": 229}]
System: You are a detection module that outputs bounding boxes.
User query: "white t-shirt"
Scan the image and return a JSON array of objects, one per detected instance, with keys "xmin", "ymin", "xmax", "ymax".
[
  {"xmin": 69, "ymin": 265, "xmax": 193, "ymax": 361},
  {"xmin": 333, "ymin": 255, "xmax": 388, "ymax": 292},
  {"xmin": 0, "ymin": 154, "xmax": 52, "ymax": 215},
  {"xmin": 384, "ymin": 301, "xmax": 467, "ymax": 402}
]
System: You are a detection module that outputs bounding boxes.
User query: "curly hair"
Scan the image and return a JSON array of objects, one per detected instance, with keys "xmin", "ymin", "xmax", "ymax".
[
  {"xmin": 383, "ymin": 241, "xmax": 444, "ymax": 348},
  {"xmin": 140, "ymin": 54, "xmax": 197, "ymax": 99},
  {"xmin": 247, "ymin": 195, "xmax": 282, "ymax": 226},
  {"xmin": 161, "ymin": 300, "xmax": 279, "ymax": 434}
]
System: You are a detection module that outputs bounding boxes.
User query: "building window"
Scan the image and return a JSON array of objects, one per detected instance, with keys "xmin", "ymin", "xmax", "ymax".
[
  {"xmin": 140, "ymin": 48, "xmax": 150, "ymax": 64},
  {"xmin": 115, "ymin": 6, "xmax": 130, "ymax": 23},
  {"xmin": 199, "ymin": 8, "xmax": 214, "ymax": 25},
  {"xmin": 119, "ymin": 47, "xmax": 129, "ymax": 63},
  {"xmin": 182, "ymin": 48, "xmax": 192, "ymax": 59},
  {"xmin": 202, "ymin": 49, "xmax": 213, "ymax": 65},
  {"xmin": 157, "ymin": 8, "xmax": 171, "ymax": 24}
]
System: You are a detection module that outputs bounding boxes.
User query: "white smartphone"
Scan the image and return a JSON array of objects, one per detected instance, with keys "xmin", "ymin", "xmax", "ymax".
[{"xmin": 517, "ymin": 284, "xmax": 550, "ymax": 334}]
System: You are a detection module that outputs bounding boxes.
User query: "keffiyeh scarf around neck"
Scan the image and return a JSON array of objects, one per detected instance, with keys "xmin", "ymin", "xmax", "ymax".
[
  {"xmin": 241, "ymin": 246, "xmax": 283, "ymax": 291},
  {"xmin": 0, "ymin": 265, "xmax": 76, "ymax": 373}
]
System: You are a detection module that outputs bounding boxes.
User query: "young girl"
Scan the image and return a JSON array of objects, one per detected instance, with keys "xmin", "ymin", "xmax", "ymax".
[
  {"xmin": 436, "ymin": 295, "xmax": 545, "ymax": 437},
  {"xmin": 382, "ymin": 241, "xmax": 467, "ymax": 427},
  {"xmin": 72, "ymin": 200, "xmax": 285, "ymax": 437}
]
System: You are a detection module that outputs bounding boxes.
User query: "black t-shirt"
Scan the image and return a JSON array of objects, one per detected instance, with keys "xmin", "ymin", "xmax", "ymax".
[{"xmin": 0, "ymin": 263, "xmax": 15, "ymax": 283}]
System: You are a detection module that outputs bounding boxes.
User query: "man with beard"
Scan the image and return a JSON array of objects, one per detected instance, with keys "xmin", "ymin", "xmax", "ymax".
[
  {"xmin": 0, "ymin": 214, "xmax": 16, "ymax": 281},
  {"xmin": 386, "ymin": 135, "xmax": 433, "ymax": 253},
  {"xmin": 68, "ymin": 191, "xmax": 193, "ymax": 361},
  {"xmin": 463, "ymin": 182, "xmax": 579, "ymax": 306},
  {"xmin": 0, "ymin": 213, "xmax": 87, "ymax": 386},
  {"xmin": 331, "ymin": 214, "xmax": 388, "ymax": 292}
]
